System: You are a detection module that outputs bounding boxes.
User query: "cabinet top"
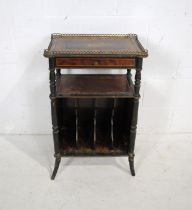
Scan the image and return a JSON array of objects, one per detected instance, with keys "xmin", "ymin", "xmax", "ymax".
[{"xmin": 44, "ymin": 33, "xmax": 148, "ymax": 58}]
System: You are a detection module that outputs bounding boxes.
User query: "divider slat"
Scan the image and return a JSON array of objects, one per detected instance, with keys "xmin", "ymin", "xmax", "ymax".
[
  {"xmin": 110, "ymin": 99, "xmax": 117, "ymax": 149},
  {"xmin": 93, "ymin": 99, "xmax": 97, "ymax": 149},
  {"xmin": 75, "ymin": 99, "xmax": 79, "ymax": 148}
]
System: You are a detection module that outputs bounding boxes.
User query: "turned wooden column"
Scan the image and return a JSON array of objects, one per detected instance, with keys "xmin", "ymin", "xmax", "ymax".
[
  {"xmin": 128, "ymin": 57, "xmax": 143, "ymax": 176},
  {"xmin": 49, "ymin": 58, "xmax": 61, "ymax": 180}
]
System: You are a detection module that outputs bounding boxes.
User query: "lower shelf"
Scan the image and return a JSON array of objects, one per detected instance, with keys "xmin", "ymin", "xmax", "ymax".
[
  {"xmin": 60, "ymin": 128, "xmax": 127, "ymax": 156},
  {"xmin": 56, "ymin": 98, "xmax": 133, "ymax": 156},
  {"xmin": 60, "ymin": 149, "xmax": 126, "ymax": 156}
]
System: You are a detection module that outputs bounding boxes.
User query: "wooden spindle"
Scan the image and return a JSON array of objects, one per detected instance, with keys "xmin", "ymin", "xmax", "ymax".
[
  {"xmin": 56, "ymin": 68, "xmax": 61, "ymax": 76},
  {"xmin": 49, "ymin": 58, "xmax": 61, "ymax": 180},
  {"xmin": 127, "ymin": 69, "xmax": 134, "ymax": 87},
  {"xmin": 128, "ymin": 57, "xmax": 143, "ymax": 176}
]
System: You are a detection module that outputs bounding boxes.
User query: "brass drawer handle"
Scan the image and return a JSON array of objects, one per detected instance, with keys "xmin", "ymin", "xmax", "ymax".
[{"xmin": 93, "ymin": 61, "xmax": 99, "ymax": 65}]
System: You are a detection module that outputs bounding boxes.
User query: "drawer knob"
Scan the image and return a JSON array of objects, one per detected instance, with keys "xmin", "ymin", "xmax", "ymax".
[{"xmin": 94, "ymin": 61, "xmax": 99, "ymax": 65}]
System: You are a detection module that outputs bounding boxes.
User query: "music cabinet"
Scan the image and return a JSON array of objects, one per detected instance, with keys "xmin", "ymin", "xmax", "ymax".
[{"xmin": 44, "ymin": 33, "xmax": 148, "ymax": 179}]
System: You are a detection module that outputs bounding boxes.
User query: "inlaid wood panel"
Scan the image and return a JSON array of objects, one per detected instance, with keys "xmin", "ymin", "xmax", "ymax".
[
  {"xmin": 56, "ymin": 57, "xmax": 135, "ymax": 68},
  {"xmin": 56, "ymin": 74, "xmax": 134, "ymax": 97}
]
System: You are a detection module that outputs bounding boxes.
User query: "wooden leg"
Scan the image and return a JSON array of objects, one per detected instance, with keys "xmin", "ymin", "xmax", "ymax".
[
  {"xmin": 51, "ymin": 156, "xmax": 61, "ymax": 180},
  {"xmin": 128, "ymin": 98, "xmax": 139, "ymax": 176},
  {"xmin": 49, "ymin": 59, "xmax": 61, "ymax": 180},
  {"xmin": 128, "ymin": 153, "xmax": 135, "ymax": 176},
  {"xmin": 127, "ymin": 58, "xmax": 142, "ymax": 176},
  {"xmin": 50, "ymin": 99, "xmax": 61, "ymax": 180}
]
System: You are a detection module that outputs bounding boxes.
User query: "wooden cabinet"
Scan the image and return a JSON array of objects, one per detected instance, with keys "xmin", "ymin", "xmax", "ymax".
[{"xmin": 44, "ymin": 33, "xmax": 148, "ymax": 180}]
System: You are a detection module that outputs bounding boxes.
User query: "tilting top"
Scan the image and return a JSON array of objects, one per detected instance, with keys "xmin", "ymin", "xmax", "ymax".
[{"xmin": 44, "ymin": 33, "xmax": 148, "ymax": 58}]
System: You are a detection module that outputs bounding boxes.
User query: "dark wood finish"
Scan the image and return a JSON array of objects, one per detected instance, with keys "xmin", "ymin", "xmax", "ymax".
[
  {"xmin": 56, "ymin": 68, "xmax": 61, "ymax": 76},
  {"xmin": 58, "ymin": 98, "xmax": 133, "ymax": 156},
  {"xmin": 60, "ymin": 147, "xmax": 126, "ymax": 156},
  {"xmin": 49, "ymin": 58, "xmax": 61, "ymax": 180},
  {"xmin": 56, "ymin": 57, "xmax": 135, "ymax": 68},
  {"xmin": 128, "ymin": 58, "xmax": 143, "ymax": 176},
  {"xmin": 56, "ymin": 74, "xmax": 134, "ymax": 98},
  {"xmin": 51, "ymin": 157, "xmax": 61, "ymax": 180},
  {"xmin": 75, "ymin": 99, "xmax": 79, "ymax": 148},
  {"xmin": 44, "ymin": 33, "xmax": 148, "ymax": 179},
  {"xmin": 93, "ymin": 99, "xmax": 97, "ymax": 149}
]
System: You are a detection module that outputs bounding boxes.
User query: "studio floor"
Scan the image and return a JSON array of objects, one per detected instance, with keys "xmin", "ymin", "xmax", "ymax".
[{"xmin": 0, "ymin": 134, "xmax": 192, "ymax": 210}]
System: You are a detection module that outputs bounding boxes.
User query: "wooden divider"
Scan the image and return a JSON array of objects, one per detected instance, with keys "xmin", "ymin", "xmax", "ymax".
[{"xmin": 75, "ymin": 99, "xmax": 79, "ymax": 148}]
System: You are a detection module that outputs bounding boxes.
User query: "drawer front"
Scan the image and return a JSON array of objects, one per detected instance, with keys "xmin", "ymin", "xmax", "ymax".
[{"xmin": 55, "ymin": 57, "xmax": 135, "ymax": 68}]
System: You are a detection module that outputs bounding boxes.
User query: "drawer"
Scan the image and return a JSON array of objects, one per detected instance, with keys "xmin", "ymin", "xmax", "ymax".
[{"xmin": 55, "ymin": 57, "xmax": 135, "ymax": 68}]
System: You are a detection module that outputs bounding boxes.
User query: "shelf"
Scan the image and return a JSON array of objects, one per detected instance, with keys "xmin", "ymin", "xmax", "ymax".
[
  {"xmin": 60, "ymin": 128, "xmax": 127, "ymax": 156},
  {"xmin": 56, "ymin": 98, "xmax": 133, "ymax": 156},
  {"xmin": 56, "ymin": 74, "xmax": 134, "ymax": 98},
  {"xmin": 61, "ymin": 147, "xmax": 126, "ymax": 156}
]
